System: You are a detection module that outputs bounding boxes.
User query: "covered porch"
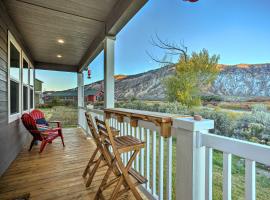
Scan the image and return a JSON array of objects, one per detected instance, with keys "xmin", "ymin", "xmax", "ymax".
[{"xmin": 1, "ymin": 1, "xmax": 270, "ymax": 200}]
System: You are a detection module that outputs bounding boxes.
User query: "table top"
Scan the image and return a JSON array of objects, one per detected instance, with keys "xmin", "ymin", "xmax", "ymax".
[
  {"xmin": 104, "ymin": 108, "xmax": 189, "ymax": 138},
  {"xmin": 104, "ymin": 108, "xmax": 181, "ymax": 121}
]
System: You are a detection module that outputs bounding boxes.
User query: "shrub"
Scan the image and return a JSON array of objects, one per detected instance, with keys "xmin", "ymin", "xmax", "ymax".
[
  {"xmin": 116, "ymin": 101, "xmax": 270, "ymax": 145},
  {"xmin": 36, "ymin": 103, "xmax": 53, "ymax": 109},
  {"xmin": 251, "ymin": 104, "xmax": 268, "ymax": 112},
  {"xmin": 196, "ymin": 107, "xmax": 236, "ymax": 136},
  {"xmin": 201, "ymin": 95, "xmax": 223, "ymax": 102}
]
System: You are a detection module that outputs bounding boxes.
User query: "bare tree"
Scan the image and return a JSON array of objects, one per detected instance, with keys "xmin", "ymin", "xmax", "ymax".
[{"xmin": 147, "ymin": 34, "xmax": 188, "ymax": 64}]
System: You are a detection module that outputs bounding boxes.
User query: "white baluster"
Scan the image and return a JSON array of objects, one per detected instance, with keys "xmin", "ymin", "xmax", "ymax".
[
  {"xmin": 245, "ymin": 159, "xmax": 256, "ymax": 200},
  {"xmin": 205, "ymin": 147, "xmax": 213, "ymax": 200},
  {"xmin": 152, "ymin": 130, "xmax": 157, "ymax": 195},
  {"xmin": 167, "ymin": 136, "xmax": 172, "ymax": 200},
  {"xmin": 140, "ymin": 127, "xmax": 145, "ymax": 177},
  {"xmin": 159, "ymin": 135, "xmax": 164, "ymax": 200},
  {"xmin": 146, "ymin": 129, "xmax": 151, "ymax": 190},
  {"xmin": 132, "ymin": 126, "xmax": 135, "ymax": 168},
  {"xmin": 136, "ymin": 127, "xmax": 140, "ymax": 171},
  {"xmin": 223, "ymin": 153, "xmax": 232, "ymax": 200}
]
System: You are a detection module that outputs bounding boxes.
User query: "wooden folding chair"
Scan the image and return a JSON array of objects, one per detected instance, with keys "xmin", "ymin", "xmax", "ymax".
[
  {"xmin": 82, "ymin": 112, "xmax": 120, "ymax": 188},
  {"xmin": 94, "ymin": 118, "xmax": 147, "ymax": 200}
]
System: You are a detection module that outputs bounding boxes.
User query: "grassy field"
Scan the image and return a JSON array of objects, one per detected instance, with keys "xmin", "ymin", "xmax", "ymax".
[{"xmin": 39, "ymin": 106, "xmax": 78, "ymax": 128}]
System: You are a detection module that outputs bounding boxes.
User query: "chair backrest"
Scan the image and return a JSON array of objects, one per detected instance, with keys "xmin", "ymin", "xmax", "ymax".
[
  {"xmin": 85, "ymin": 112, "xmax": 101, "ymax": 145},
  {"xmin": 21, "ymin": 113, "xmax": 41, "ymax": 140},
  {"xmin": 30, "ymin": 109, "xmax": 49, "ymax": 126},
  {"xmin": 30, "ymin": 109, "xmax": 45, "ymax": 120},
  {"xmin": 94, "ymin": 117, "xmax": 117, "ymax": 166}
]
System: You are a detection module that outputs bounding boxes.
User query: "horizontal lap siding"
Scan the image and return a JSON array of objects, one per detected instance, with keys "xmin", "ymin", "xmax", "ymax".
[
  {"xmin": 0, "ymin": 15, "xmax": 7, "ymax": 121},
  {"xmin": 0, "ymin": 7, "xmax": 31, "ymax": 177}
]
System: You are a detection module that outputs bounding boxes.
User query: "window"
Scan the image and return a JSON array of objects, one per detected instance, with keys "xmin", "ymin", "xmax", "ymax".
[
  {"xmin": 8, "ymin": 31, "xmax": 34, "ymax": 122},
  {"xmin": 29, "ymin": 66, "xmax": 34, "ymax": 109},
  {"xmin": 23, "ymin": 85, "xmax": 28, "ymax": 111},
  {"xmin": 22, "ymin": 58, "xmax": 29, "ymax": 111},
  {"xmin": 30, "ymin": 88, "xmax": 33, "ymax": 109},
  {"xmin": 10, "ymin": 80, "xmax": 19, "ymax": 114},
  {"xmin": 9, "ymin": 36, "xmax": 21, "ymax": 118}
]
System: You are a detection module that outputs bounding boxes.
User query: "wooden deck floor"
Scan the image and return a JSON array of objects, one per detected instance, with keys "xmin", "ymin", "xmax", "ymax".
[{"xmin": 0, "ymin": 128, "xmax": 147, "ymax": 200}]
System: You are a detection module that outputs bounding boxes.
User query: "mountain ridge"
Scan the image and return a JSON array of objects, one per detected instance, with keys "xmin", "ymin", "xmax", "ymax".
[{"xmin": 47, "ymin": 63, "xmax": 270, "ymax": 100}]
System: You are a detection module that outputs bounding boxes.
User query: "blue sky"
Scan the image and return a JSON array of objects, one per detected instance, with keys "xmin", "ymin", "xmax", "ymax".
[{"xmin": 36, "ymin": 0, "xmax": 270, "ymax": 91}]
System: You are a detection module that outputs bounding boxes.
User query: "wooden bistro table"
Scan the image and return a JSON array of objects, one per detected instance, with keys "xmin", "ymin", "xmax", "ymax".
[{"xmin": 104, "ymin": 108, "xmax": 188, "ymax": 138}]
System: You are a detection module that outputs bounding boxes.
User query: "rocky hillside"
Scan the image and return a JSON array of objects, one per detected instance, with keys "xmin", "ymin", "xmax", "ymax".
[
  {"xmin": 209, "ymin": 64, "xmax": 270, "ymax": 97},
  {"xmin": 54, "ymin": 63, "xmax": 270, "ymax": 100}
]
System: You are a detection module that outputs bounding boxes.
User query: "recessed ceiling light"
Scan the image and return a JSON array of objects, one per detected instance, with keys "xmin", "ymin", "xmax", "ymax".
[
  {"xmin": 57, "ymin": 39, "xmax": 64, "ymax": 44},
  {"xmin": 57, "ymin": 54, "xmax": 62, "ymax": 58}
]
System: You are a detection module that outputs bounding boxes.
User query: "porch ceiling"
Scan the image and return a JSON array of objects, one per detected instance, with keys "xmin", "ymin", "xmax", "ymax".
[{"xmin": 3, "ymin": 0, "xmax": 147, "ymax": 72}]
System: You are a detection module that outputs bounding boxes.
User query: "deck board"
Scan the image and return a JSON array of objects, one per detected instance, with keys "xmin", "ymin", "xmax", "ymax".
[{"xmin": 0, "ymin": 128, "xmax": 147, "ymax": 200}]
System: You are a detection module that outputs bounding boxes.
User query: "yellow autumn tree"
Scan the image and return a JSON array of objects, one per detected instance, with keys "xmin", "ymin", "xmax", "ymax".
[{"xmin": 164, "ymin": 49, "xmax": 220, "ymax": 107}]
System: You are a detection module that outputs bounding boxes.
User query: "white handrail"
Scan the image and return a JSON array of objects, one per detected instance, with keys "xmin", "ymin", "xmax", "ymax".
[{"xmin": 201, "ymin": 133, "xmax": 270, "ymax": 166}]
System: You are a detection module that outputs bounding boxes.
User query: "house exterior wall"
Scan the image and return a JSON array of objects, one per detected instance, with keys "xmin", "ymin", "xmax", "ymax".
[
  {"xmin": 86, "ymin": 95, "xmax": 96, "ymax": 102},
  {"xmin": 0, "ymin": 3, "xmax": 31, "ymax": 177},
  {"xmin": 85, "ymin": 91, "xmax": 104, "ymax": 103},
  {"xmin": 34, "ymin": 79, "xmax": 42, "ymax": 92}
]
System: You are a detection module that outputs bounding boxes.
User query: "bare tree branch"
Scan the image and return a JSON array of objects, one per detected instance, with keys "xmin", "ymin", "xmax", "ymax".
[
  {"xmin": 146, "ymin": 51, "xmax": 175, "ymax": 65},
  {"xmin": 147, "ymin": 34, "xmax": 188, "ymax": 64}
]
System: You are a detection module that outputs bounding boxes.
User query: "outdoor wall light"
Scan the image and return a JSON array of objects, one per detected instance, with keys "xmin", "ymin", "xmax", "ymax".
[
  {"xmin": 57, "ymin": 54, "xmax": 62, "ymax": 58},
  {"xmin": 57, "ymin": 39, "xmax": 64, "ymax": 44}
]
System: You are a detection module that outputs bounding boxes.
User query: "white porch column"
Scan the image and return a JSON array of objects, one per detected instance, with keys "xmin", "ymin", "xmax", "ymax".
[
  {"xmin": 77, "ymin": 72, "xmax": 84, "ymax": 108},
  {"xmin": 77, "ymin": 72, "xmax": 84, "ymax": 127},
  {"xmin": 104, "ymin": 36, "xmax": 115, "ymax": 108},
  {"xmin": 173, "ymin": 117, "xmax": 214, "ymax": 200}
]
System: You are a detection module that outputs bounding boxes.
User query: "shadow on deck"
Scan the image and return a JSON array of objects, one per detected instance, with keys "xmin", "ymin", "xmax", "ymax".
[{"xmin": 0, "ymin": 128, "xmax": 147, "ymax": 200}]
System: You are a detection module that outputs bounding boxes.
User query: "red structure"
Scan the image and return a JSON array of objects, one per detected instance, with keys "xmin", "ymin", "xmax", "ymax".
[
  {"xmin": 88, "ymin": 66, "xmax": 91, "ymax": 79},
  {"xmin": 21, "ymin": 111, "xmax": 65, "ymax": 153},
  {"xmin": 85, "ymin": 89, "xmax": 104, "ymax": 103}
]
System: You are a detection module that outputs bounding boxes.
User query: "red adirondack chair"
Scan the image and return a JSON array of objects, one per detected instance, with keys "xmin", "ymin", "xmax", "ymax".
[
  {"xmin": 21, "ymin": 113, "xmax": 65, "ymax": 153},
  {"xmin": 30, "ymin": 109, "xmax": 64, "ymax": 144}
]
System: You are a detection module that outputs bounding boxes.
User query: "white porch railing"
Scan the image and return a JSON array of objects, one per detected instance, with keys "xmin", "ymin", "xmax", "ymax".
[
  {"xmin": 78, "ymin": 108, "xmax": 270, "ymax": 200},
  {"xmin": 174, "ymin": 117, "xmax": 270, "ymax": 200},
  {"xmin": 86, "ymin": 108, "xmax": 173, "ymax": 200},
  {"xmin": 202, "ymin": 132, "xmax": 270, "ymax": 200}
]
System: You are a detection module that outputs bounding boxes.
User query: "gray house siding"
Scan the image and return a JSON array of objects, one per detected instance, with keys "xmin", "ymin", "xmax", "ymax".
[{"xmin": 0, "ymin": 3, "xmax": 31, "ymax": 177}]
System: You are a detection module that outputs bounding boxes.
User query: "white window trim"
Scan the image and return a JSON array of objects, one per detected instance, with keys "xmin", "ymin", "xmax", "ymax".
[
  {"xmin": 29, "ymin": 63, "xmax": 35, "ymax": 111},
  {"xmin": 22, "ymin": 51, "xmax": 30, "ymax": 113},
  {"xmin": 8, "ymin": 31, "xmax": 22, "ymax": 123}
]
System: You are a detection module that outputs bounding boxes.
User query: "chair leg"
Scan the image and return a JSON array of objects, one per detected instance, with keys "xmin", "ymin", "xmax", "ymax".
[
  {"xmin": 28, "ymin": 138, "xmax": 35, "ymax": 151},
  {"xmin": 86, "ymin": 156, "xmax": 102, "ymax": 187},
  {"xmin": 109, "ymin": 176, "xmax": 124, "ymax": 200},
  {"xmin": 94, "ymin": 167, "xmax": 113, "ymax": 200},
  {"xmin": 83, "ymin": 148, "xmax": 99, "ymax": 177},
  {"xmin": 59, "ymin": 130, "xmax": 65, "ymax": 147},
  {"xmin": 118, "ymin": 150, "xmax": 143, "ymax": 200},
  {"xmin": 39, "ymin": 140, "xmax": 48, "ymax": 153}
]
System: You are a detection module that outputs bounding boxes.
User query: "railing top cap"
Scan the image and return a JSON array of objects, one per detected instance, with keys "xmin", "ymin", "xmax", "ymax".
[{"xmin": 173, "ymin": 117, "xmax": 214, "ymax": 131}]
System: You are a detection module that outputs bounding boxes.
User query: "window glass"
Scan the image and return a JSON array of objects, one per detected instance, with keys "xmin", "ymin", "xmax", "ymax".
[
  {"xmin": 30, "ymin": 88, "xmax": 33, "ymax": 109},
  {"xmin": 23, "ymin": 59, "xmax": 28, "ymax": 85},
  {"xmin": 10, "ymin": 80, "xmax": 19, "ymax": 114},
  {"xmin": 30, "ymin": 67, "xmax": 34, "ymax": 87},
  {"xmin": 10, "ymin": 43, "xmax": 20, "ymax": 81},
  {"xmin": 10, "ymin": 42, "xmax": 20, "ymax": 114},
  {"xmin": 23, "ymin": 85, "xmax": 28, "ymax": 111}
]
